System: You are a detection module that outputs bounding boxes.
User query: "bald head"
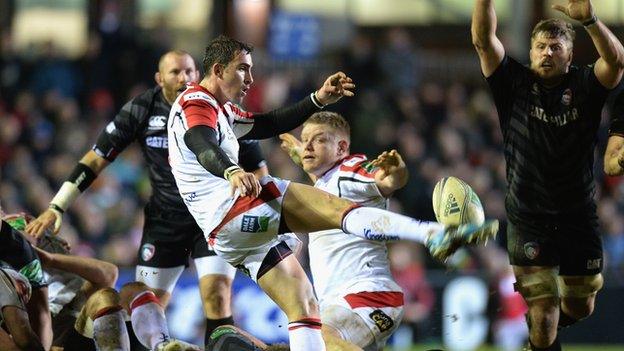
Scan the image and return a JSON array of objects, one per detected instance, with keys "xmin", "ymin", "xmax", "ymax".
[
  {"xmin": 155, "ymin": 50, "xmax": 199, "ymax": 104},
  {"xmin": 158, "ymin": 50, "xmax": 195, "ymax": 73}
]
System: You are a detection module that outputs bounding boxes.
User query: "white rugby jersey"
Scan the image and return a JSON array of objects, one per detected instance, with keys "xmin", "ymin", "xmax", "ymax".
[
  {"xmin": 308, "ymin": 154, "xmax": 398, "ymax": 303},
  {"xmin": 46, "ymin": 268, "xmax": 84, "ymax": 316},
  {"xmin": 168, "ymin": 83, "xmax": 255, "ymax": 238}
]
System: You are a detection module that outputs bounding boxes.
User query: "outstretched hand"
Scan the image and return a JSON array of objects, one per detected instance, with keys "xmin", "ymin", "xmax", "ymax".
[
  {"xmin": 25, "ymin": 209, "xmax": 62, "ymax": 238},
  {"xmin": 552, "ymin": 0, "xmax": 594, "ymax": 22},
  {"xmin": 370, "ymin": 150, "xmax": 406, "ymax": 180},
  {"xmin": 315, "ymin": 72, "xmax": 355, "ymax": 106},
  {"xmin": 279, "ymin": 133, "xmax": 303, "ymax": 166}
]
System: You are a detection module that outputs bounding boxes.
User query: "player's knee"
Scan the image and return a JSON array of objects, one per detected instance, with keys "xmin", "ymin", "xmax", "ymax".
[
  {"xmin": 85, "ymin": 287, "xmax": 120, "ymax": 318},
  {"xmin": 515, "ymin": 268, "xmax": 559, "ymax": 302},
  {"xmin": 119, "ymin": 281, "xmax": 151, "ymax": 310},
  {"xmin": 200, "ymin": 276, "xmax": 232, "ymax": 314},
  {"xmin": 558, "ymin": 274, "xmax": 602, "ymax": 319}
]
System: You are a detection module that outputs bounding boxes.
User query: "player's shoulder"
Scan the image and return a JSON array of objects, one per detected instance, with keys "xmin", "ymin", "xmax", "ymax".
[
  {"xmin": 338, "ymin": 154, "xmax": 376, "ymax": 179},
  {"xmin": 179, "ymin": 83, "xmax": 218, "ymax": 105},
  {"xmin": 223, "ymin": 101, "xmax": 253, "ymax": 120}
]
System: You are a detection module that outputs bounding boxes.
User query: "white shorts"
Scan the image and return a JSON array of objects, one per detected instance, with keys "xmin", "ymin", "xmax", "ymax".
[
  {"xmin": 208, "ymin": 177, "xmax": 298, "ymax": 281},
  {"xmin": 320, "ymin": 280, "xmax": 404, "ymax": 350}
]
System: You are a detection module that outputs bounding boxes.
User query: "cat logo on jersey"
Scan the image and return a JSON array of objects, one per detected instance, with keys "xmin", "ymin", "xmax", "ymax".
[
  {"xmin": 241, "ymin": 215, "xmax": 269, "ymax": 233},
  {"xmin": 369, "ymin": 309, "xmax": 394, "ymax": 332}
]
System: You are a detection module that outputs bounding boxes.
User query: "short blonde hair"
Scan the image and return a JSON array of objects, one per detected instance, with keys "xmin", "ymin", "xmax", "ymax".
[{"xmin": 303, "ymin": 111, "xmax": 350, "ymax": 141}]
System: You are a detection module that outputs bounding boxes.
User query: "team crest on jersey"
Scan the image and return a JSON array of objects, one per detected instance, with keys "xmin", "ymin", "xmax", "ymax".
[
  {"xmin": 369, "ymin": 309, "xmax": 394, "ymax": 332},
  {"xmin": 148, "ymin": 116, "xmax": 167, "ymax": 130},
  {"xmin": 524, "ymin": 242, "xmax": 540, "ymax": 260},
  {"xmin": 241, "ymin": 215, "xmax": 269, "ymax": 233},
  {"xmin": 141, "ymin": 243, "xmax": 156, "ymax": 262},
  {"xmin": 561, "ymin": 89, "xmax": 572, "ymax": 106}
]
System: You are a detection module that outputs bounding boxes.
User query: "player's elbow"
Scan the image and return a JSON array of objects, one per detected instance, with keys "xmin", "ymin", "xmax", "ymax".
[{"xmin": 97, "ymin": 262, "xmax": 119, "ymax": 288}]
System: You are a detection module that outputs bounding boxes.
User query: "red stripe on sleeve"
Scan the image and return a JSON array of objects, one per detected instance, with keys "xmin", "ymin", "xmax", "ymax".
[
  {"xmin": 181, "ymin": 97, "xmax": 219, "ymax": 129},
  {"xmin": 227, "ymin": 102, "xmax": 254, "ymax": 120}
]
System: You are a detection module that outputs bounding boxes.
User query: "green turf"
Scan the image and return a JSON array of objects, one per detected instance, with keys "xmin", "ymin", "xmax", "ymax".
[{"xmin": 394, "ymin": 345, "xmax": 624, "ymax": 351}]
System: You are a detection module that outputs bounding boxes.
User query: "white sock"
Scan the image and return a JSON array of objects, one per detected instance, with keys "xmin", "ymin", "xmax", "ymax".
[
  {"xmin": 129, "ymin": 291, "xmax": 170, "ymax": 349},
  {"xmin": 342, "ymin": 207, "xmax": 443, "ymax": 243},
  {"xmin": 93, "ymin": 309, "xmax": 130, "ymax": 351},
  {"xmin": 288, "ymin": 318, "xmax": 325, "ymax": 351}
]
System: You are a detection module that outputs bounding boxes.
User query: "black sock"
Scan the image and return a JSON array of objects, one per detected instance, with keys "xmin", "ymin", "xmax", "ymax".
[
  {"xmin": 205, "ymin": 316, "xmax": 235, "ymax": 346},
  {"xmin": 530, "ymin": 336, "xmax": 561, "ymax": 351},
  {"xmin": 558, "ymin": 307, "xmax": 578, "ymax": 329},
  {"xmin": 126, "ymin": 321, "xmax": 149, "ymax": 351}
]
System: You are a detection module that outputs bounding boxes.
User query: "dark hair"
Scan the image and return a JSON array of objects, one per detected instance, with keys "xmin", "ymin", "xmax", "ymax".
[
  {"xmin": 202, "ymin": 35, "xmax": 253, "ymax": 76},
  {"xmin": 531, "ymin": 19, "xmax": 575, "ymax": 48},
  {"xmin": 304, "ymin": 111, "xmax": 351, "ymax": 140}
]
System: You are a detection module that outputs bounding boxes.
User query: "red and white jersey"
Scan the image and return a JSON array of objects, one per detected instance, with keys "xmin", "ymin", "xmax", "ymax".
[
  {"xmin": 308, "ymin": 154, "xmax": 400, "ymax": 303},
  {"xmin": 168, "ymin": 83, "xmax": 255, "ymax": 237}
]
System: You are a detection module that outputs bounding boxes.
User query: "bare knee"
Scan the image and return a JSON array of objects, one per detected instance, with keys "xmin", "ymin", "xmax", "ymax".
[
  {"xmin": 84, "ymin": 287, "xmax": 120, "ymax": 319},
  {"xmin": 562, "ymin": 297, "xmax": 595, "ymax": 320},
  {"xmin": 200, "ymin": 275, "xmax": 232, "ymax": 318},
  {"xmin": 119, "ymin": 281, "xmax": 154, "ymax": 312}
]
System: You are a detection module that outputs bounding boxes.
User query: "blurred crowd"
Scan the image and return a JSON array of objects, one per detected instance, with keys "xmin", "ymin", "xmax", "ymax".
[{"xmin": 2, "ymin": 26, "xmax": 624, "ymax": 346}]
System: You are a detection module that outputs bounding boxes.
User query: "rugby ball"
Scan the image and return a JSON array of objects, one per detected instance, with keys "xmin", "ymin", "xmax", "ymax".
[{"xmin": 432, "ymin": 176, "xmax": 484, "ymax": 226}]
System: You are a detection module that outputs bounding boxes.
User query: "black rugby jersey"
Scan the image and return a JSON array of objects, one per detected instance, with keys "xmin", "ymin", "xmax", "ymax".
[
  {"xmin": 608, "ymin": 87, "xmax": 624, "ymax": 136},
  {"xmin": 93, "ymin": 86, "xmax": 265, "ymax": 213},
  {"xmin": 487, "ymin": 56, "xmax": 609, "ymax": 220}
]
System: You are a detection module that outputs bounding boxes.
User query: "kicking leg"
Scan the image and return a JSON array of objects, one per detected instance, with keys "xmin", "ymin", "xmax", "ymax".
[{"xmin": 282, "ymin": 182, "xmax": 498, "ymax": 260}]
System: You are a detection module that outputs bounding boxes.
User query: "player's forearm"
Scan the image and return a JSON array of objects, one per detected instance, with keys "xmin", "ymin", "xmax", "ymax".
[
  {"xmin": 586, "ymin": 20, "xmax": 624, "ymax": 69},
  {"xmin": 242, "ymin": 95, "xmax": 321, "ymax": 140},
  {"xmin": 46, "ymin": 253, "xmax": 118, "ymax": 288},
  {"xmin": 471, "ymin": 0, "xmax": 497, "ymax": 49},
  {"xmin": 26, "ymin": 288, "xmax": 52, "ymax": 350},
  {"xmin": 50, "ymin": 150, "xmax": 108, "ymax": 214},
  {"xmin": 184, "ymin": 126, "xmax": 240, "ymax": 178},
  {"xmin": 377, "ymin": 168, "xmax": 408, "ymax": 197}
]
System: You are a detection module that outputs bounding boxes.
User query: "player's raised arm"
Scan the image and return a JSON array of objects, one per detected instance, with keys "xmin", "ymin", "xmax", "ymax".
[
  {"xmin": 25, "ymin": 150, "xmax": 109, "ymax": 238},
  {"xmin": 471, "ymin": 0, "xmax": 505, "ymax": 77},
  {"xmin": 370, "ymin": 150, "xmax": 409, "ymax": 197},
  {"xmin": 553, "ymin": 0, "xmax": 624, "ymax": 88},
  {"xmin": 240, "ymin": 72, "xmax": 355, "ymax": 140}
]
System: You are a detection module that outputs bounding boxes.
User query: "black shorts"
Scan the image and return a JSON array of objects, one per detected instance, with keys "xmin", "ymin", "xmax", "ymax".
[
  {"xmin": 506, "ymin": 215, "xmax": 603, "ymax": 275},
  {"xmin": 137, "ymin": 203, "xmax": 215, "ymax": 268}
]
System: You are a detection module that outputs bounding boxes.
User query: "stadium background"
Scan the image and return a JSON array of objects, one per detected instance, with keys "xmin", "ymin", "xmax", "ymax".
[{"xmin": 1, "ymin": 0, "xmax": 624, "ymax": 349}]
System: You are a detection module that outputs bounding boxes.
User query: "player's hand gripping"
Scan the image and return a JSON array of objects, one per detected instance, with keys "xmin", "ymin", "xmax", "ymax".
[
  {"xmin": 279, "ymin": 133, "xmax": 304, "ymax": 166},
  {"xmin": 228, "ymin": 170, "xmax": 261, "ymax": 198},
  {"xmin": 314, "ymin": 72, "xmax": 356, "ymax": 106},
  {"xmin": 552, "ymin": 0, "xmax": 594, "ymax": 23},
  {"xmin": 26, "ymin": 209, "xmax": 62, "ymax": 238}
]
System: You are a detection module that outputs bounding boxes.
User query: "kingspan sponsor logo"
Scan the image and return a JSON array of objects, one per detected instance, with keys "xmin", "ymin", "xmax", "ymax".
[{"xmin": 363, "ymin": 228, "xmax": 399, "ymax": 241}]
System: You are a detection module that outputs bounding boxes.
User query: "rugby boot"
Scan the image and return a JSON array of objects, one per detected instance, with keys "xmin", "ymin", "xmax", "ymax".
[
  {"xmin": 154, "ymin": 339, "xmax": 201, "ymax": 351},
  {"xmin": 426, "ymin": 219, "xmax": 499, "ymax": 261}
]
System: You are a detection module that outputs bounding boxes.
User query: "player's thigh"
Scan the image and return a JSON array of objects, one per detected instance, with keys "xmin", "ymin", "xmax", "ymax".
[
  {"xmin": 322, "ymin": 305, "xmax": 375, "ymax": 349},
  {"xmin": 282, "ymin": 182, "xmax": 354, "ymax": 232},
  {"xmin": 257, "ymin": 253, "xmax": 318, "ymax": 320},
  {"xmin": 506, "ymin": 220, "xmax": 559, "ymax": 268}
]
